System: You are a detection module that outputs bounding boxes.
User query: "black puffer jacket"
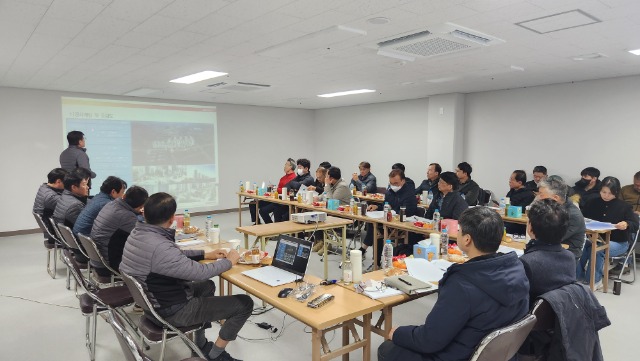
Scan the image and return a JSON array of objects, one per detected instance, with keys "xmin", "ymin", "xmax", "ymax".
[
  {"xmin": 53, "ymin": 189, "xmax": 87, "ymax": 228},
  {"xmin": 91, "ymin": 198, "xmax": 138, "ymax": 271}
]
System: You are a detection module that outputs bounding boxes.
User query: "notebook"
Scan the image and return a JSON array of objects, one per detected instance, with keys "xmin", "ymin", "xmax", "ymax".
[{"xmin": 242, "ymin": 234, "xmax": 312, "ymax": 287}]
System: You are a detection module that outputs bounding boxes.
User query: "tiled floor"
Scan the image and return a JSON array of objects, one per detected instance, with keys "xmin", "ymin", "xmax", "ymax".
[{"xmin": 0, "ymin": 211, "xmax": 636, "ymax": 360}]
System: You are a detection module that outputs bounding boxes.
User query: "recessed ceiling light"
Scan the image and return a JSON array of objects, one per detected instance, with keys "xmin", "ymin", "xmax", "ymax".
[
  {"xmin": 629, "ymin": 49, "xmax": 640, "ymax": 55},
  {"xmin": 317, "ymin": 89, "xmax": 376, "ymax": 98},
  {"xmin": 367, "ymin": 17, "xmax": 390, "ymax": 25},
  {"xmin": 170, "ymin": 71, "xmax": 228, "ymax": 84}
]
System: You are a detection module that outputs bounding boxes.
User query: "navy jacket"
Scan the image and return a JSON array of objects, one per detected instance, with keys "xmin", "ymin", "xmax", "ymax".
[
  {"xmin": 425, "ymin": 192, "xmax": 468, "ymax": 220},
  {"xmin": 391, "ymin": 252, "xmax": 530, "ymax": 361},
  {"xmin": 73, "ymin": 192, "xmax": 113, "ymax": 236},
  {"xmin": 384, "ymin": 181, "xmax": 417, "ymax": 217},
  {"xmin": 519, "ymin": 241, "xmax": 576, "ymax": 305}
]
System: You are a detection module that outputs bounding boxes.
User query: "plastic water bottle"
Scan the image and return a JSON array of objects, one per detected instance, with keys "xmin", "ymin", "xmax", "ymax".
[
  {"xmin": 440, "ymin": 228, "xmax": 449, "ymax": 258},
  {"xmin": 342, "ymin": 260, "xmax": 353, "ymax": 285},
  {"xmin": 349, "ymin": 197, "xmax": 355, "ymax": 213},
  {"xmin": 211, "ymin": 224, "xmax": 220, "ymax": 244},
  {"xmin": 183, "ymin": 209, "xmax": 191, "ymax": 228},
  {"xmin": 205, "ymin": 215, "xmax": 212, "ymax": 242},
  {"xmin": 381, "ymin": 240, "xmax": 394, "ymax": 270},
  {"xmin": 427, "ymin": 191, "xmax": 433, "ymax": 206},
  {"xmin": 239, "ymin": 181, "xmax": 244, "ymax": 192},
  {"xmin": 253, "ymin": 182, "xmax": 257, "ymax": 192},
  {"xmin": 433, "ymin": 208, "xmax": 441, "ymax": 231},
  {"xmin": 383, "ymin": 202, "xmax": 390, "ymax": 213},
  {"xmin": 499, "ymin": 198, "xmax": 506, "ymax": 215}
]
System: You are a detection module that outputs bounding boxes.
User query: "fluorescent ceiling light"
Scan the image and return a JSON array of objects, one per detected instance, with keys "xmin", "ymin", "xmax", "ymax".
[
  {"xmin": 170, "ymin": 71, "xmax": 227, "ymax": 84},
  {"xmin": 629, "ymin": 49, "xmax": 640, "ymax": 55},
  {"xmin": 318, "ymin": 89, "xmax": 375, "ymax": 98}
]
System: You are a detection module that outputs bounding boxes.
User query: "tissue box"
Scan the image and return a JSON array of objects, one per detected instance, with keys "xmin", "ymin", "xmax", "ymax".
[
  {"xmin": 327, "ymin": 199, "xmax": 339, "ymax": 210},
  {"xmin": 257, "ymin": 187, "xmax": 266, "ymax": 196},
  {"xmin": 413, "ymin": 244, "xmax": 438, "ymax": 260},
  {"xmin": 507, "ymin": 206, "xmax": 523, "ymax": 218}
]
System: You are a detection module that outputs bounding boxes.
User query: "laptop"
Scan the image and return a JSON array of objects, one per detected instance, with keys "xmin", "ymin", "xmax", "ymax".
[{"xmin": 242, "ymin": 234, "xmax": 312, "ymax": 287}]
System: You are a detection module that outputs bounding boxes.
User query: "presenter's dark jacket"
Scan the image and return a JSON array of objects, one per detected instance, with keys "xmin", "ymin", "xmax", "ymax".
[
  {"xmin": 458, "ymin": 179, "xmax": 480, "ymax": 206},
  {"xmin": 384, "ymin": 181, "xmax": 417, "ymax": 217},
  {"xmin": 390, "ymin": 252, "xmax": 529, "ymax": 361},
  {"xmin": 519, "ymin": 240, "xmax": 576, "ymax": 305},
  {"xmin": 59, "ymin": 145, "xmax": 96, "ymax": 178},
  {"xmin": 582, "ymin": 197, "xmax": 639, "ymax": 243},
  {"xmin": 425, "ymin": 192, "xmax": 468, "ymax": 220}
]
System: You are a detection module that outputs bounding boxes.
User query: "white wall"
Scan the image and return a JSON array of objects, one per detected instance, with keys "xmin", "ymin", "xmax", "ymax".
[
  {"xmin": 312, "ymin": 98, "xmax": 430, "ymax": 188},
  {"xmin": 464, "ymin": 75, "xmax": 640, "ymax": 198},
  {"xmin": 0, "ymin": 87, "xmax": 313, "ymax": 233}
]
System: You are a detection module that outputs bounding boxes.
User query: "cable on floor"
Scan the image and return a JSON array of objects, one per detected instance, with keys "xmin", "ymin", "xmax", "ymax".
[{"xmin": 0, "ymin": 294, "xmax": 79, "ymax": 310}]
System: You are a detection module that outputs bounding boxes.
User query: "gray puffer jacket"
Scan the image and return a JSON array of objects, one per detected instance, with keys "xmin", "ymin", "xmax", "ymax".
[
  {"xmin": 33, "ymin": 184, "xmax": 63, "ymax": 218},
  {"xmin": 59, "ymin": 145, "xmax": 96, "ymax": 178},
  {"xmin": 120, "ymin": 222, "xmax": 232, "ymax": 316},
  {"xmin": 53, "ymin": 189, "xmax": 87, "ymax": 228},
  {"xmin": 90, "ymin": 198, "xmax": 138, "ymax": 271}
]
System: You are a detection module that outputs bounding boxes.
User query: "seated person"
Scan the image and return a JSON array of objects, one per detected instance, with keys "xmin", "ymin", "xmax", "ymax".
[
  {"xmin": 53, "ymin": 168, "xmax": 91, "ymax": 263},
  {"xmin": 324, "ymin": 166, "xmax": 351, "ymax": 205},
  {"xmin": 520, "ymin": 199, "xmax": 576, "ymax": 304},
  {"xmin": 619, "ymin": 171, "xmax": 640, "ymax": 215},
  {"xmin": 525, "ymin": 165, "xmax": 547, "ymax": 192},
  {"xmin": 578, "ymin": 177, "xmax": 639, "ymax": 287},
  {"xmin": 378, "ymin": 207, "xmax": 529, "ymax": 361},
  {"xmin": 306, "ymin": 166, "xmax": 327, "ymax": 194},
  {"xmin": 90, "ymin": 186, "xmax": 148, "ymax": 277},
  {"xmin": 425, "ymin": 172, "xmax": 468, "ymax": 220},
  {"xmin": 505, "ymin": 170, "xmax": 535, "ymax": 235},
  {"xmin": 120, "ymin": 193, "xmax": 251, "ymax": 361},
  {"xmin": 573, "ymin": 167, "xmax": 602, "ymax": 209},
  {"xmin": 319, "ymin": 161, "xmax": 331, "ymax": 169},
  {"xmin": 275, "ymin": 158, "xmax": 315, "ymax": 221},
  {"xmin": 350, "ymin": 161, "xmax": 377, "ymax": 194},
  {"xmin": 33, "ymin": 168, "xmax": 68, "ymax": 244},
  {"xmin": 74, "ymin": 176, "xmax": 127, "ymax": 237},
  {"xmin": 456, "ymin": 161, "xmax": 480, "ymax": 206},
  {"xmin": 391, "ymin": 163, "xmax": 415, "ymax": 190},
  {"xmin": 360, "ymin": 169, "xmax": 417, "ymax": 264},
  {"xmin": 536, "ymin": 178, "xmax": 586, "ymax": 259},
  {"xmin": 415, "ymin": 162, "xmax": 441, "ymax": 201},
  {"xmin": 251, "ymin": 158, "xmax": 296, "ymax": 224}
]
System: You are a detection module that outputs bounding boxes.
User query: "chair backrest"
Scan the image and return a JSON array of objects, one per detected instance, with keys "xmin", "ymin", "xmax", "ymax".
[
  {"xmin": 33, "ymin": 212, "xmax": 60, "ymax": 243},
  {"xmin": 121, "ymin": 272, "xmax": 163, "ymax": 322},
  {"xmin": 62, "ymin": 248, "xmax": 92, "ymax": 292},
  {"xmin": 77, "ymin": 233, "xmax": 121, "ymax": 276},
  {"xmin": 376, "ymin": 186, "xmax": 387, "ymax": 195},
  {"xmin": 106, "ymin": 309, "xmax": 152, "ymax": 361},
  {"xmin": 48, "ymin": 218, "xmax": 72, "ymax": 249},
  {"xmin": 469, "ymin": 314, "xmax": 537, "ymax": 361},
  {"xmin": 57, "ymin": 223, "xmax": 83, "ymax": 251},
  {"xmin": 531, "ymin": 298, "xmax": 555, "ymax": 331}
]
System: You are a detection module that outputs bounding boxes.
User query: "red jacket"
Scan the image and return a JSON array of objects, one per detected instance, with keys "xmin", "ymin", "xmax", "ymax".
[{"xmin": 277, "ymin": 173, "xmax": 296, "ymax": 193}]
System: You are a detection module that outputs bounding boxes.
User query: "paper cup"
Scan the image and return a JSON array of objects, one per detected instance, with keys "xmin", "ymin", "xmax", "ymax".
[{"xmin": 227, "ymin": 239, "xmax": 241, "ymax": 251}]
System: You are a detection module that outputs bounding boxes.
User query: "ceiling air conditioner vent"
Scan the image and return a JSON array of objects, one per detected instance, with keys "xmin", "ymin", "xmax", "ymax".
[
  {"xmin": 202, "ymin": 81, "xmax": 271, "ymax": 94},
  {"xmin": 377, "ymin": 23, "xmax": 504, "ymax": 61}
]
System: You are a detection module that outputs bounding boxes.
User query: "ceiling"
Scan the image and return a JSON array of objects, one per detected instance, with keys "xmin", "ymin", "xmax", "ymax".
[{"xmin": 1, "ymin": 0, "xmax": 639, "ymax": 109}]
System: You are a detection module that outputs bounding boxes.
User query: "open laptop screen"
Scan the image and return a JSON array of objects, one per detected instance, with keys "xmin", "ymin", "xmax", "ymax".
[{"xmin": 272, "ymin": 234, "xmax": 312, "ymax": 277}]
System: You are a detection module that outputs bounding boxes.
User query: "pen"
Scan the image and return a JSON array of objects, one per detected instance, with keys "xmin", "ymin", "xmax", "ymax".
[{"xmin": 399, "ymin": 278, "xmax": 412, "ymax": 286}]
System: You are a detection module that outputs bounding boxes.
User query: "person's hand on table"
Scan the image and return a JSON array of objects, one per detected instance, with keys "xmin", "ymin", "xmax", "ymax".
[
  {"xmin": 205, "ymin": 249, "xmax": 228, "ymax": 260},
  {"xmin": 368, "ymin": 204, "xmax": 378, "ymax": 211},
  {"xmin": 352, "ymin": 173, "xmax": 359, "ymax": 182},
  {"xmin": 388, "ymin": 327, "xmax": 397, "ymax": 340},
  {"xmin": 615, "ymin": 221, "xmax": 628, "ymax": 230},
  {"xmin": 226, "ymin": 249, "xmax": 241, "ymax": 265}
]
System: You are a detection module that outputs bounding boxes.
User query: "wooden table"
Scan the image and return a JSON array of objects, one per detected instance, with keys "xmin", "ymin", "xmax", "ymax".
[
  {"xmin": 235, "ymin": 216, "xmax": 352, "ymax": 280},
  {"xmin": 222, "ymin": 271, "xmax": 382, "ymax": 361},
  {"xmin": 237, "ymin": 191, "xmax": 298, "ymax": 226}
]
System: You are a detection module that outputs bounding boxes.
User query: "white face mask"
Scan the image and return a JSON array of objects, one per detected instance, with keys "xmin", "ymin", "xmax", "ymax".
[
  {"xmin": 296, "ymin": 168, "xmax": 305, "ymax": 176},
  {"xmin": 390, "ymin": 185, "xmax": 402, "ymax": 192}
]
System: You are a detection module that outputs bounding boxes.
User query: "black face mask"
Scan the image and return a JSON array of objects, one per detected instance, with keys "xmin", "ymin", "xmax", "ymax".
[{"xmin": 575, "ymin": 178, "xmax": 590, "ymax": 188}]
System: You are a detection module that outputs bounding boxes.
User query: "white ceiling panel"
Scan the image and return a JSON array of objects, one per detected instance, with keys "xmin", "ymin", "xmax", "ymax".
[{"xmin": 0, "ymin": 0, "xmax": 639, "ymax": 109}]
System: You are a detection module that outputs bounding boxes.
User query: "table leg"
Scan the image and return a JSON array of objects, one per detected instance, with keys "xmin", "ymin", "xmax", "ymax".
[
  {"xmin": 363, "ymin": 313, "xmax": 372, "ymax": 361},
  {"xmin": 373, "ymin": 224, "xmax": 379, "ymax": 271},
  {"xmin": 324, "ymin": 231, "xmax": 329, "ymax": 280},
  {"xmin": 589, "ymin": 233, "xmax": 596, "ymax": 292},
  {"xmin": 342, "ymin": 225, "xmax": 347, "ymax": 266},
  {"xmin": 312, "ymin": 328, "xmax": 322, "ymax": 361},
  {"xmin": 603, "ymin": 232, "xmax": 610, "ymax": 293},
  {"xmin": 342, "ymin": 323, "xmax": 349, "ymax": 361},
  {"xmin": 383, "ymin": 307, "xmax": 392, "ymax": 339},
  {"xmin": 261, "ymin": 236, "xmax": 266, "ymax": 252},
  {"xmin": 256, "ymin": 201, "xmax": 260, "ymax": 225},
  {"xmin": 219, "ymin": 277, "xmax": 225, "ymax": 296},
  {"xmin": 244, "ymin": 234, "xmax": 249, "ymax": 250},
  {"xmin": 238, "ymin": 194, "xmax": 242, "ymax": 227}
]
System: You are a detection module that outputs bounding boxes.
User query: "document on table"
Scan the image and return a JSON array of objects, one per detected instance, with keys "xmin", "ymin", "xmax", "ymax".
[
  {"xmin": 176, "ymin": 239, "xmax": 205, "ymax": 247},
  {"xmin": 498, "ymin": 245, "xmax": 524, "ymax": 257},
  {"xmin": 363, "ymin": 287, "xmax": 404, "ymax": 299},
  {"xmin": 585, "ymin": 220, "xmax": 616, "ymax": 231},
  {"xmin": 405, "ymin": 258, "xmax": 445, "ymax": 285}
]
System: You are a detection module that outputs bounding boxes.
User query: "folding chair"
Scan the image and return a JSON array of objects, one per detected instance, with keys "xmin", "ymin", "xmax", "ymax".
[
  {"xmin": 468, "ymin": 314, "xmax": 537, "ymax": 361},
  {"xmin": 57, "ymin": 222, "xmax": 91, "ymax": 293},
  {"xmin": 63, "ymin": 250, "xmax": 136, "ymax": 361},
  {"xmin": 121, "ymin": 272, "xmax": 209, "ymax": 361},
  {"xmin": 610, "ymin": 231, "xmax": 638, "ymax": 284},
  {"xmin": 517, "ymin": 299, "xmax": 556, "ymax": 361},
  {"xmin": 105, "ymin": 309, "xmax": 205, "ymax": 361},
  {"xmin": 47, "ymin": 218, "xmax": 79, "ymax": 289},
  {"xmin": 77, "ymin": 233, "xmax": 121, "ymax": 287},
  {"xmin": 32, "ymin": 212, "xmax": 61, "ymax": 279}
]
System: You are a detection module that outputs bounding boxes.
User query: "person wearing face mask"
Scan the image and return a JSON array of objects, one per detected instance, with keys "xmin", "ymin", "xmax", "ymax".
[
  {"xmin": 619, "ymin": 171, "xmax": 640, "ymax": 215},
  {"xmin": 577, "ymin": 177, "xmax": 639, "ymax": 289},
  {"xmin": 285, "ymin": 158, "xmax": 314, "ymax": 192},
  {"xmin": 525, "ymin": 165, "xmax": 547, "ymax": 193},
  {"xmin": 391, "ymin": 163, "xmax": 415, "ymax": 190},
  {"xmin": 425, "ymin": 172, "xmax": 468, "ymax": 220},
  {"xmin": 573, "ymin": 167, "xmax": 602, "ymax": 209},
  {"xmin": 359, "ymin": 169, "xmax": 417, "ymax": 265}
]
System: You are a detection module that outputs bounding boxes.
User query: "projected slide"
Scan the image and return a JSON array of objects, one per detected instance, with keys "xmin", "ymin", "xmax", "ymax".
[{"xmin": 61, "ymin": 97, "xmax": 219, "ymax": 211}]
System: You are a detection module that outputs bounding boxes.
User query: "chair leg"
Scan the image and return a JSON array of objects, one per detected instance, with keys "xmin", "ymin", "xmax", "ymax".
[
  {"xmin": 90, "ymin": 305, "xmax": 97, "ymax": 361},
  {"xmin": 46, "ymin": 248, "xmax": 56, "ymax": 279},
  {"xmin": 66, "ymin": 266, "xmax": 71, "ymax": 290},
  {"xmin": 160, "ymin": 330, "xmax": 168, "ymax": 361}
]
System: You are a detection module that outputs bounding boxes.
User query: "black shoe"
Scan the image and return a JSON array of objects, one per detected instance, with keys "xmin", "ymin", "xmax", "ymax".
[
  {"xmin": 359, "ymin": 247, "xmax": 367, "ymax": 255},
  {"xmin": 210, "ymin": 351, "xmax": 242, "ymax": 361},
  {"xmin": 610, "ymin": 264, "xmax": 630, "ymax": 276}
]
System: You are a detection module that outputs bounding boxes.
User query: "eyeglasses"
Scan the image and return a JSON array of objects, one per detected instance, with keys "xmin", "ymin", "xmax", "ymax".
[{"xmin": 355, "ymin": 281, "xmax": 387, "ymax": 294}]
